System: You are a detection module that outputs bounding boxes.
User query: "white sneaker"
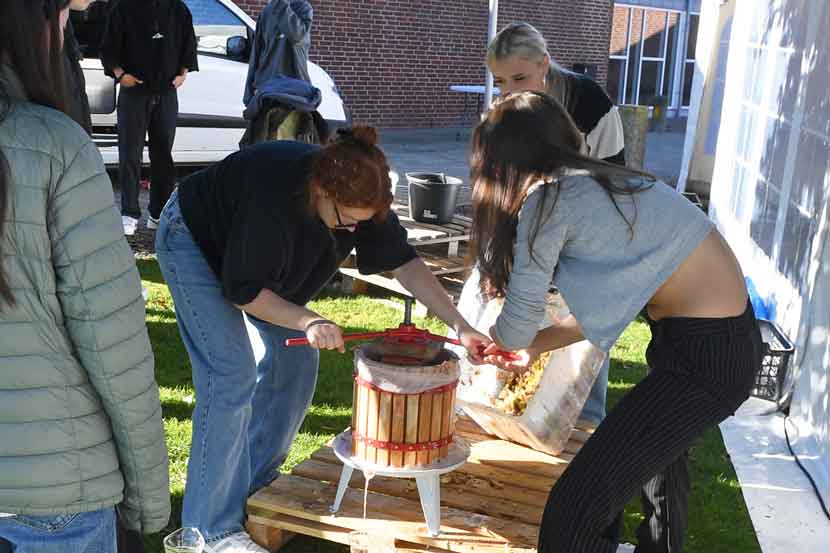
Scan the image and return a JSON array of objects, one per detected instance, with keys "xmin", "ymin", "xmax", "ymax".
[
  {"xmin": 147, "ymin": 216, "xmax": 160, "ymax": 230},
  {"xmin": 617, "ymin": 543, "xmax": 636, "ymax": 553},
  {"xmin": 122, "ymin": 216, "xmax": 138, "ymax": 236},
  {"xmin": 203, "ymin": 531, "xmax": 269, "ymax": 553}
]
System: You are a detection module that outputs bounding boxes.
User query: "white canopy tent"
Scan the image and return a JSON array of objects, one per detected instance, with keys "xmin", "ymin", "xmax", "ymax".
[{"xmin": 684, "ymin": 0, "xmax": 830, "ymax": 515}]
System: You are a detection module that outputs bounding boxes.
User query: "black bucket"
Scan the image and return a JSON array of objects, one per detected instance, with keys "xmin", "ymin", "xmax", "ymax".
[{"xmin": 406, "ymin": 172, "xmax": 462, "ymax": 224}]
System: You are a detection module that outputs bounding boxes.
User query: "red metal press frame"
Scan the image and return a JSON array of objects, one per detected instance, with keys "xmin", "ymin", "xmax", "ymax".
[{"xmin": 284, "ymin": 298, "xmax": 518, "ymax": 360}]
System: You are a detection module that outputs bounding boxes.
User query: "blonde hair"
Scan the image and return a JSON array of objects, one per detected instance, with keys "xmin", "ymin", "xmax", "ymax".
[{"xmin": 486, "ymin": 22, "xmax": 578, "ymax": 113}]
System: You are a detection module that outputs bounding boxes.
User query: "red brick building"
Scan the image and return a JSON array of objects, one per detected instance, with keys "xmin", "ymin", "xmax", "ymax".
[{"xmin": 234, "ymin": 1, "xmax": 613, "ymax": 127}]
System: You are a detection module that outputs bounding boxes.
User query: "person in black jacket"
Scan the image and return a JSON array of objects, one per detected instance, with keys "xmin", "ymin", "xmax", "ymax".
[
  {"xmin": 241, "ymin": 0, "xmax": 314, "ymax": 148},
  {"xmin": 100, "ymin": 0, "xmax": 197, "ymax": 236},
  {"xmin": 63, "ymin": 1, "xmax": 95, "ymax": 134},
  {"xmin": 244, "ymin": 0, "xmax": 312, "ymax": 104}
]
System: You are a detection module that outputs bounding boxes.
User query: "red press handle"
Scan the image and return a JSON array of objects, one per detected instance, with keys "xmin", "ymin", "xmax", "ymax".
[
  {"xmin": 285, "ymin": 331, "xmax": 457, "ymax": 347},
  {"xmin": 285, "ymin": 331, "xmax": 386, "ymax": 347},
  {"xmin": 285, "ymin": 332, "xmax": 519, "ymax": 360}
]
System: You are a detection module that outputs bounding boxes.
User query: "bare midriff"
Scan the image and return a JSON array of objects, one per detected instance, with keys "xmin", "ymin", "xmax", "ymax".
[{"xmin": 647, "ymin": 229, "xmax": 748, "ymax": 321}]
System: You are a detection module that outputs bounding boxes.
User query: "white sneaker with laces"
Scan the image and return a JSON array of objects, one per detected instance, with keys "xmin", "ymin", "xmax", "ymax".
[
  {"xmin": 147, "ymin": 216, "xmax": 160, "ymax": 230},
  {"xmin": 203, "ymin": 531, "xmax": 269, "ymax": 553},
  {"xmin": 122, "ymin": 215, "xmax": 138, "ymax": 236}
]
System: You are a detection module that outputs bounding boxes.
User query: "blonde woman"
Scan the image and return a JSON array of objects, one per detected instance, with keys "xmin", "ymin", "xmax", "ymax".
[{"xmin": 487, "ymin": 22, "xmax": 625, "ymax": 163}]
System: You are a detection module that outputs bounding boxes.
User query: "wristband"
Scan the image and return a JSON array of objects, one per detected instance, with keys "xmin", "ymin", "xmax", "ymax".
[{"xmin": 305, "ymin": 319, "xmax": 334, "ymax": 332}]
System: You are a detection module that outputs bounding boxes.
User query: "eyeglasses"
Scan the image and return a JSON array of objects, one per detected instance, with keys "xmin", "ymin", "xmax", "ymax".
[{"xmin": 333, "ymin": 202, "xmax": 358, "ymax": 231}]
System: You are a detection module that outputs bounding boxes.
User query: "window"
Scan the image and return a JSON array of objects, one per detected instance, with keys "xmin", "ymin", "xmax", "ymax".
[
  {"xmin": 682, "ymin": 14, "xmax": 699, "ymax": 107},
  {"xmin": 182, "ymin": 0, "xmax": 246, "ymax": 56},
  {"xmin": 607, "ymin": 58, "xmax": 626, "ymax": 104},
  {"xmin": 608, "ymin": 6, "xmax": 632, "ymax": 104},
  {"xmin": 626, "ymin": 35, "xmax": 640, "ymax": 104},
  {"xmin": 686, "ymin": 14, "xmax": 699, "ymax": 59},
  {"xmin": 663, "ymin": 13, "xmax": 680, "ymax": 108},
  {"xmin": 749, "ymin": 177, "xmax": 779, "ymax": 257},
  {"xmin": 622, "ymin": 8, "xmax": 644, "ymax": 105},
  {"xmin": 681, "ymin": 63, "xmax": 695, "ymax": 106},
  {"xmin": 642, "ymin": 11, "xmax": 666, "ymax": 58},
  {"xmin": 639, "ymin": 60, "xmax": 662, "ymax": 101},
  {"xmin": 637, "ymin": 10, "xmax": 669, "ymax": 104}
]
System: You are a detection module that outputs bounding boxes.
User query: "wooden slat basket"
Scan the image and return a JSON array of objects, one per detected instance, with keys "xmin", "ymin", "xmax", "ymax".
[{"xmin": 351, "ymin": 344, "xmax": 460, "ymax": 468}]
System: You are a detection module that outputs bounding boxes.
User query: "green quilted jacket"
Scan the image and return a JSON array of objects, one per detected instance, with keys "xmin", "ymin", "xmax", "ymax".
[{"xmin": 0, "ymin": 65, "xmax": 170, "ymax": 533}]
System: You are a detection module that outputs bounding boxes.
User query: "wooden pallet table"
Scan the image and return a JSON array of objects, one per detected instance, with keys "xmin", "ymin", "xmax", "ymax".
[
  {"xmin": 339, "ymin": 204, "xmax": 473, "ymax": 301},
  {"xmin": 246, "ymin": 415, "xmax": 595, "ymax": 552},
  {"xmin": 392, "ymin": 204, "xmax": 472, "ymax": 258}
]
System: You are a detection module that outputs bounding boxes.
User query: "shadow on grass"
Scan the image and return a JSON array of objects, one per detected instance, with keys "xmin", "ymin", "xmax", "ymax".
[
  {"xmin": 606, "ymin": 359, "xmax": 649, "ymax": 411},
  {"xmin": 161, "ymin": 399, "xmax": 195, "ymax": 421},
  {"xmin": 147, "ymin": 321, "xmax": 193, "ymax": 389},
  {"xmin": 301, "ymin": 409, "xmax": 351, "ymax": 436},
  {"xmin": 137, "ymin": 258, "xmax": 166, "ymax": 285}
]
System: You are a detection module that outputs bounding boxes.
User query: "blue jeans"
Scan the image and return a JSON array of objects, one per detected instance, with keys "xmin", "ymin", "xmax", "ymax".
[
  {"xmin": 155, "ymin": 191, "xmax": 319, "ymax": 543},
  {"xmin": 0, "ymin": 507, "xmax": 116, "ymax": 553},
  {"xmin": 580, "ymin": 357, "xmax": 609, "ymax": 425}
]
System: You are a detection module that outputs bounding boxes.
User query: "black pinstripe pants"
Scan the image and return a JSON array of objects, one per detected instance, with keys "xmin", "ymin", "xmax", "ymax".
[{"xmin": 538, "ymin": 301, "xmax": 762, "ymax": 553}]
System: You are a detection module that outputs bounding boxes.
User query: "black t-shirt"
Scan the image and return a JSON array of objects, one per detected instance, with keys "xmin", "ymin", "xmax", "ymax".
[
  {"xmin": 100, "ymin": 0, "xmax": 198, "ymax": 92},
  {"xmin": 569, "ymin": 73, "xmax": 626, "ymax": 165},
  {"xmin": 177, "ymin": 141, "xmax": 417, "ymax": 306}
]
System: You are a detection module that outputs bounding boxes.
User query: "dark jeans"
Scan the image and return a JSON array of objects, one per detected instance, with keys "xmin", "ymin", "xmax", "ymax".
[
  {"xmin": 538, "ymin": 301, "xmax": 762, "ymax": 553},
  {"xmin": 117, "ymin": 518, "xmax": 145, "ymax": 553},
  {"xmin": 117, "ymin": 86, "xmax": 178, "ymax": 220}
]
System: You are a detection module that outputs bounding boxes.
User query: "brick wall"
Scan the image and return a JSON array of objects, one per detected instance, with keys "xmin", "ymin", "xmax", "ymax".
[{"xmin": 236, "ymin": 0, "xmax": 613, "ymax": 127}]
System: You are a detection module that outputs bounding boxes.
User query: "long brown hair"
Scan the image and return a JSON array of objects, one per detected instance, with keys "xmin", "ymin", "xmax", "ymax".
[
  {"xmin": 470, "ymin": 91, "xmax": 654, "ymax": 297},
  {"xmin": 308, "ymin": 126, "xmax": 393, "ymax": 223},
  {"xmin": 0, "ymin": 0, "xmax": 71, "ymax": 308}
]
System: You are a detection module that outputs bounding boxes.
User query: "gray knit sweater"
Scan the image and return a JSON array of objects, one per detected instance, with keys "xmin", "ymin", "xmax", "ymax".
[{"xmin": 494, "ymin": 172, "xmax": 713, "ymax": 352}]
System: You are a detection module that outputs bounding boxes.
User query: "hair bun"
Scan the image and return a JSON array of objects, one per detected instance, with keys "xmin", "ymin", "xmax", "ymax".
[{"xmin": 337, "ymin": 125, "xmax": 379, "ymax": 147}]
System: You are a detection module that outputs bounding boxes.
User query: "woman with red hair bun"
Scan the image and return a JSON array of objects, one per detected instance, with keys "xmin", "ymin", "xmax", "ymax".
[{"xmin": 155, "ymin": 127, "xmax": 489, "ymax": 553}]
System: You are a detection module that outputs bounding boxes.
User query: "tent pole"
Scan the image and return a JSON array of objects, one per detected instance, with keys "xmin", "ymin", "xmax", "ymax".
[{"xmin": 484, "ymin": 0, "xmax": 499, "ymax": 112}]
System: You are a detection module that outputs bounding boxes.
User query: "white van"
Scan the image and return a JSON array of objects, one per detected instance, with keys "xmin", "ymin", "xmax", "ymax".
[{"xmin": 74, "ymin": 0, "xmax": 348, "ymax": 167}]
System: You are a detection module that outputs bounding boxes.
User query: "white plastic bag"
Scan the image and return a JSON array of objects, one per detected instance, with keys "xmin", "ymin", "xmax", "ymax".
[{"xmin": 452, "ymin": 270, "xmax": 606, "ymax": 455}]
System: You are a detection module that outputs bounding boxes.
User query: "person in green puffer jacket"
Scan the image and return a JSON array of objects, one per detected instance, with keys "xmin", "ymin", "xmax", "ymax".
[{"xmin": 0, "ymin": 2, "xmax": 170, "ymax": 552}]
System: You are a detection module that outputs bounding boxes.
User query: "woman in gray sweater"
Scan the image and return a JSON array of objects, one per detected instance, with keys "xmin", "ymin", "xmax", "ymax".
[{"xmin": 470, "ymin": 91, "xmax": 761, "ymax": 553}]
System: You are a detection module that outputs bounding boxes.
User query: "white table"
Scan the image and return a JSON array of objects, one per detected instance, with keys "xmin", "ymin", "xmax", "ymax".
[{"xmin": 449, "ymin": 84, "xmax": 501, "ymax": 138}]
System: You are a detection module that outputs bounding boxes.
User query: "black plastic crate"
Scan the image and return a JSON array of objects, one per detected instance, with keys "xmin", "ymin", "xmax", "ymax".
[
  {"xmin": 681, "ymin": 191, "xmax": 704, "ymax": 210},
  {"xmin": 751, "ymin": 320, "xmax": 794, "ymax": 402}
]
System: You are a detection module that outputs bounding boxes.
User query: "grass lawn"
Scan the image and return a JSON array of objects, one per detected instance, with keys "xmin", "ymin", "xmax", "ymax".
[{"xmin": 138, "ymin": 259, "xmax": 760, "ymax": 553}]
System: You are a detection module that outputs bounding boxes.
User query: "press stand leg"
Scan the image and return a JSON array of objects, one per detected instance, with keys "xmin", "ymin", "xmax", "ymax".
[
  {"xmin": 415, "ymin": 473, "xmax": 442, "ymax": 536},
  {"xmin": 330, "ymin": 464, "xmax": 354, "ymax": 514}
]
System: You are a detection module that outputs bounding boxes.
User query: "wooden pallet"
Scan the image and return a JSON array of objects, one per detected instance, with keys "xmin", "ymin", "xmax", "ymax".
[
  {"xmin": 392, "ymin": 204, "xmax": 472, "ymax": 258},
  {"xmin": 246, "ymin": 415, "xmax": 594, "ymax": 552},
  {"xmin": 338, "ymin": 204, "xmax": 473, "ymax": 300}
]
